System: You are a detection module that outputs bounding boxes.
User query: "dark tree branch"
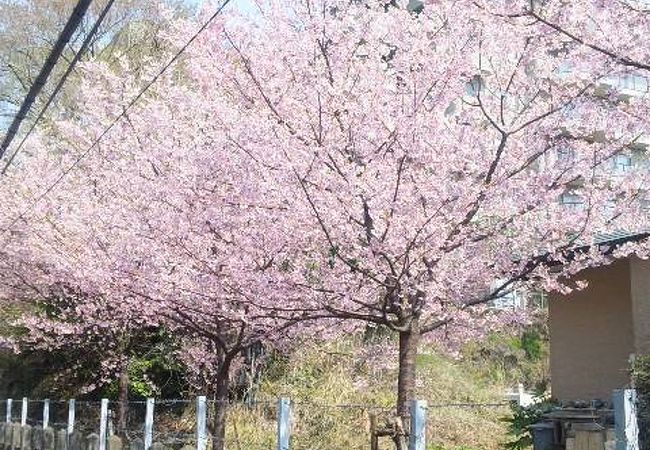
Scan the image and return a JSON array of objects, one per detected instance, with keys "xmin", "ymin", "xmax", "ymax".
[{"xmin": 528, "ymin": 9, "xmax": 650, "ymax": 72}]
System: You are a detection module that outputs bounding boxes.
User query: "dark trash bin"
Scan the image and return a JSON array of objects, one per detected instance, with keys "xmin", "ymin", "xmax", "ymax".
[{"xmin": 531, "ymin": 422, "xmax": 556, "ymax": 450}]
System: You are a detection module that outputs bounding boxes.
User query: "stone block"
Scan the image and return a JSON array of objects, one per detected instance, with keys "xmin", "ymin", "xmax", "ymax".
[
  {"xmin": 106, "ymin": 436, "xmax": 121, "ymax": 450},
  {"xmin": 67, "ymin": 433, "xmax": 83, "ymax": 450},
  {"xmin": 2, "ymin": 423, "xmax": 10, "ymax": 450},
  {"xmin": 54, "ymin": 430, "xmax": 66, "ymax": 450},
  {"xmin": 20, "ymin": 425, "xmax": 32, "ymax": 450},
  {"xmin": 11, "ymin": 424, "xmax": 21, "ymax": 450},
  {"xmin": 42, "ymin": 428, "xmax": 54, "ymax": 450},
  {"xmin": 30, "ymin": 426, "xmax": 42, "ymax": 450},
  {"xmin": 85, "ymin": 434, "xmax": 99, "ymax": 450},
  {"xmin": 127, "ymin": 439, "xmax": 142, "ymax": 450}
]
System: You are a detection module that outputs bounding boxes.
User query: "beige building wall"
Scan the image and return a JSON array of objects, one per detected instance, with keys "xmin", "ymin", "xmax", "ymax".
[
  {"xmin": 631, "ymin": 257, "xmax": 650, "ymax": 355},
  {"xmin": 549, "ymin": 259, "xmax": 635, "ymax": 401}
]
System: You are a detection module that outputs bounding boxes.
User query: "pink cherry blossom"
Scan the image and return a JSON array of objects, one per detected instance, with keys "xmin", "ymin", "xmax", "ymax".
[{"xmin": 1, "ymin": 1, "xmax": 649, "ymax": 446}]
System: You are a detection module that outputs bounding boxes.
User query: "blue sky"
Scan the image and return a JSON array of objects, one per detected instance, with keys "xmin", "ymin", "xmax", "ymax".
[{"xmin": 184, "ymin": 0, "xmax": 260, "ymax": 15}]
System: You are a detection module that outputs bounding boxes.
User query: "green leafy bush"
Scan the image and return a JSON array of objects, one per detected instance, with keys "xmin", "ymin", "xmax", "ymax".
[
  {"xmin": 503, "ymin": 397, "xmax": 558, "ymax": 450},
  {"xmin": 462, "ymin": 323, "xmax": 549, "ymax": 392}
]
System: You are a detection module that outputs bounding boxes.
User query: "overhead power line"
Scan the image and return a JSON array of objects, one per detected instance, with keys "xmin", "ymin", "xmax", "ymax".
[
  {"xmin": 1, "ymin": 0, "xmax": 235, "ymax": 235},
  {"xmin": 0, "ymin": 0, "xmax": 95, "ymax": 160},
  {"xmin": 1, "ymin": 0, "xmax": 118, "ymax": 175}
]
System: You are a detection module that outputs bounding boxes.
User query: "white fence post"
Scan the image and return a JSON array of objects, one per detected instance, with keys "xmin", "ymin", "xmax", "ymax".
[
  {"xmin": 614, "ymin": 389, "xmax": 639, "ymax": 450},
  {"xmin": 99, "ymin": 399, "xmax": 109, "ymax": 450},
  {"xmin": 67, "ymin": 399, "xmax": 76, "ymax": 435},
  {"xmin": 42, "ymin": 399, "xmax": 50, "ymax": 429},
  {"xmin": 517, "ymin": 383, "xmax": 524, "ymax": 406},
  {"xmin": 21, "ymin": 398, "xmax": 27, "ymax": 426},
  {"xmin": 6, "ymin": 399, "xmax": 12, "ymax": 423},
  {"xmin": 276, "ymin": 398, "xmax": 291, "ymax": 450},
  {"xmin": 196, "ymin": 396, "xmax": 207, "ymax": 450},
  {"xmin": 408, "ymin": 400, "xmax": 427, "ymax": 450},
  {"xmin": 144, "ymin": 398, "xmax": 154, "ymax": 450}
]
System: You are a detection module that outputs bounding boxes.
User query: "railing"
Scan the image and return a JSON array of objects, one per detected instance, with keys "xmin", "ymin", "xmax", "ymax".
[{"xmin": 0, "ymin": 397, "xmax": 447, "ymax": 450}]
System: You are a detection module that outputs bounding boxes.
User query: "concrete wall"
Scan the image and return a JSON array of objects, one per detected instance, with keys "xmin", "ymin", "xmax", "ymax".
[
  {"xmin": 0, "ymin": 422, "xmax": 184, "ymax": 450},
  {"xmin": 549, "ymin": 259, "xmax": 635, "ymax": 402}
]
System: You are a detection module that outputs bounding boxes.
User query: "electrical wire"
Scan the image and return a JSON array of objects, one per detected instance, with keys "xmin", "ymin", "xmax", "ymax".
[
  {"xmin": 1, "ymin": 0, "xmax": 235, "ymax": 236},
  {"xmin": 0, "ymin": 0, "xmax": 95, "ymax": 160},
  {"xmin": 1, "ymin": 0, "xmax": 118, "ymax": 175}
]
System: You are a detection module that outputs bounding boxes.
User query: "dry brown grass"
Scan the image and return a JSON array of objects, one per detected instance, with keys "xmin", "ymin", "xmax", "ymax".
[{"xmin": 220, "ymin": 338, "xmax": 512, "ymax": 450}]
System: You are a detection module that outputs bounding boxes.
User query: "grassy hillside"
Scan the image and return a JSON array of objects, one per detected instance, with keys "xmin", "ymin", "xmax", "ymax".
[
  {"xmin": 0, "ymin": 325, "xmax": 548, "ymax": 450},
  {"xmin": 222, "ymin": 332, "xmax": 546, "ymax": 450}
]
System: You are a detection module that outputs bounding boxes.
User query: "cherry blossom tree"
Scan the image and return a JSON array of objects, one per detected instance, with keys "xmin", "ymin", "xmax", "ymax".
[
  {"xmin": 1, "ymin": 1, "xmax": 650, "ymax": 449},
  {"xmin": 168, "ymin": 0, "xmax": 650, "ymax": 426},
  {"xmin": 0, "ymin": 52, "xmax": 324, "ymax": 449}
]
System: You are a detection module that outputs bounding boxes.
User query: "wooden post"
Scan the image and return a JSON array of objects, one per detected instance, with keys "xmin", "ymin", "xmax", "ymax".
[
  {"xmin": 613, "ymin": 389, "xmax": 639, "ymax": 450},
  {"xmin": 67, "ymin": 400, "xmax": 75, "ymax": 435},
  {"xmin": 408, "ymin": 400, "xmax": 426, "ymax": 450},
  {"xmin": 195, "ymin": 397, "xmax": 206, "ymax": 450},
  {"xmin": 369, "ymin": 413, "xmax": 379, "ymax": 450},
  {"xmin": 143, "ymin": 399, "xmax": 154, "ymax": 450},
  {"xmin": 21, "ymin": 399, "xmax": 27, "ymax": 427},
  {"xmin": 99, "ymin": 400, "xmax": 109, "ymax": 450},
  {"xmin": 276, "ymin": 398, "xmax": 290, "ymax": 450},
  {"xmin": 42, "ymin": 401, "xmax": 50, "ymax": 430},
  {"xmin": 6, "ymin": 399, "xmax": 12, "ymax": 423}
]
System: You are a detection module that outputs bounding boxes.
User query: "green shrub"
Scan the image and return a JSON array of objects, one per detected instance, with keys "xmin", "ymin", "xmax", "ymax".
[
  {"xmin": 503, "ymin": 398, "xmax": 558, "ymax": 450},
  {"xmin": 461, "ymin": 324, "xmax": 549, "ymax": 392},
  {"xmin": 520, "ymin": 331, "xmax": 543, "ymax": 362}
]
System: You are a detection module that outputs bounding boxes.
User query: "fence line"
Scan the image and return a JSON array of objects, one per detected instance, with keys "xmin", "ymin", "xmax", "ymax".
[
  {"xmin": 424, "ymin": 402, "xmax": 510, "ymax": 409},
  {"xmin": 0, "ymin": 396, "xmax": 451, "ymax": 450},
  {"xmin": 0, "ymin": 394, "xmax": 545, "ymax": 450}
]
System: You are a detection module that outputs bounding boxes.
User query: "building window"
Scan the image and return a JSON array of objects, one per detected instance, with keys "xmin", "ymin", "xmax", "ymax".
[
  {"xmin": 555, "ymin": 147, "xmax": 576, "ymax": 170},
  {"xmin": 640, "ymin": 191, "xmax": 650, "ymax": 212},
  {"xmin": 560, "ymin": 192, "xmax": 583, "ymax": 209},
  {"xmin": 465, "ymin": 75, "xmax": 483, "ymax": 97},
  {"xmin": 488, "ymin": 286, "xmax": 547, "ymax": 311},
  {"xmin": 611, "ymin": 154, "xmax": 632, "ymax": 175},
  {"xmin": 527, "ymin": 291, "xmax": 548, "ymax": 310},
  {"xmin": 619, "ymin": 74, "xmax": 649, "ymax": 93}
]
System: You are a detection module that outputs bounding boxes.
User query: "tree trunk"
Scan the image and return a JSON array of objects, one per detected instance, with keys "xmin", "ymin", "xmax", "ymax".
[
  {"xmin": 117, "ymin": 364, "xmax": 129, "ymax": 438},
  {"xmin": 212, "ymin": 360, "xmax": 231, "ymax": 450},
  {"xmin": 397, "ymin": 318, "xmax": 420, "ymax": 423}
]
